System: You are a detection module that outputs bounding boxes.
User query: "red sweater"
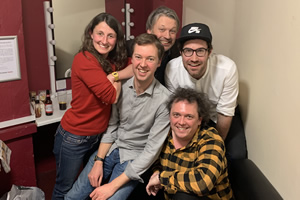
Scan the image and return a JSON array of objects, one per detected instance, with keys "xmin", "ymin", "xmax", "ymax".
[{"xmin": 61, "ymin": 51, "xmax": 117, "ymax": 136}]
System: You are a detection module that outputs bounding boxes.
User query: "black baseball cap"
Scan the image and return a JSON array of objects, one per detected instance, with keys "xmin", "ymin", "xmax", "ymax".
[{"xmin": 178, "ymin": 23, "xmax": 212, "ymax": 45}]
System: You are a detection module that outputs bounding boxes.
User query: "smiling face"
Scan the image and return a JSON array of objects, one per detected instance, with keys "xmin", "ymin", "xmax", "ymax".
[
  {"xmin": 90, "ymin": 21, "xmax": 117, "ymax": 58},
  {"xmin": 170, "ymin": 100, "xmax": 202, "ymax": 145},
  {"xmin": 181, "ymin": 39, "xmax": 211, "ymax": 80},
  {"xmin": 131, "ymin": 43, "xmax": 161, "ymax": 89},
  {"xmin": 147, "ymin": 16, "xmax": 177, "ymax": 51}
]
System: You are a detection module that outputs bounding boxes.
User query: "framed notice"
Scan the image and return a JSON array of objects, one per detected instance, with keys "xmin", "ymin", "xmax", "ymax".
[{"xmin": 0, "ymin": 36, "xmax": 21, "ymax": 82}]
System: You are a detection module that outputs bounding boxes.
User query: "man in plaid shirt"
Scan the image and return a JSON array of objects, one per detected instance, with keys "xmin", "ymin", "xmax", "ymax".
[{"xmin": 146, "ymin": 87, "xmax": 233, "ymax": 200}]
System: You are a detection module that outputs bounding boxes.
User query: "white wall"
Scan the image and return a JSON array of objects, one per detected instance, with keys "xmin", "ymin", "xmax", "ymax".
[
  {"xmin": 182, "ymin": 0, "xmax": 236, "ymax": 57},
  {"xmin": 52, "ymin": 0, "xmax": 105, "ymax": 79},
  {"xmin": 183, "ymin": 0, "xmax": 300, "ymax": 199}
]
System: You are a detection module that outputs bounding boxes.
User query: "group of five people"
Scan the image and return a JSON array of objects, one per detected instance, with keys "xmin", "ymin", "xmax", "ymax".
[{"xmin": 52, "ymin": 5, "xmax": 238, "ymax": 200}]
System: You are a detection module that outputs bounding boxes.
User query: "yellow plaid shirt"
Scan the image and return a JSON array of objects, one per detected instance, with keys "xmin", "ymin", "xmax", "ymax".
[{"xmin": 157, "ymin": 126, "xmax": 233, "ymax": 200}]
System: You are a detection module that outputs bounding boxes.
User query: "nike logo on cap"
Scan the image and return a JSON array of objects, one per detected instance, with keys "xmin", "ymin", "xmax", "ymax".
[{"xmin": 188, "ymin": 27, "xmax": 201, "ymax": 34}]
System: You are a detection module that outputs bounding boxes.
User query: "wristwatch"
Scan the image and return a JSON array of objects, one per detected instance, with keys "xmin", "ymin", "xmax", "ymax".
[
  {"xmin": 94, "ymin": 155, "xmax": 104, "ymax": 162},
  {"xmin": 111, "ymin": 72, "xmax": 119, "ymax": 81}
]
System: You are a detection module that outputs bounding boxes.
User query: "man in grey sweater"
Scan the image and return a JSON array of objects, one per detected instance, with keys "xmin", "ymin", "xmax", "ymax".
[{"xmin": 65, "ymin": 33, "xmax": 171, "ymax": 200}]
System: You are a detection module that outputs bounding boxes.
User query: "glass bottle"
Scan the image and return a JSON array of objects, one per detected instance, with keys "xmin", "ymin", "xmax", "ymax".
[
  {"xmin": 34, "ymin": 95, "xmax": 41, "ymax": 118},
  {"xmin": 45, "ymin": 89, "xmax": 53, "ymax": 116}
]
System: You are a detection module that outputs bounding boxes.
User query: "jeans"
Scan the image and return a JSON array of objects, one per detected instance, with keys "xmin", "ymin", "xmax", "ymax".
[
  {"xmin": 52, "ymin": 124, "xmax": 101, "ymax": 200},
  {"xmin": 65, "ymin": 148, "xmax": 139, "ymax": 200}
]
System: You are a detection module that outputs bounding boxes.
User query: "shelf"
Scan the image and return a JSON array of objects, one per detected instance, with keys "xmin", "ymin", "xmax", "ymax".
[{"xmin": 35, "ymin": 93, "xmax": 71, "ymax": 127}]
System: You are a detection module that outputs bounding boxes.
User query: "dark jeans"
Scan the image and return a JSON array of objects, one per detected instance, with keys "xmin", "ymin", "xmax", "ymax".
[
  {"xmin": 51, "ymin": 124, "xmax": 101, "ymax": 200},
  {"xmin": 208, "ymin": 105, "xmax": 248, "ymax": 163}
]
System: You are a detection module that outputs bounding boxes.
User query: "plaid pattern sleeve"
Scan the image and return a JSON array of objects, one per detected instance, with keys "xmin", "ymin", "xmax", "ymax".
[{"xmin": 159, "ymin": 127, "xmax": 233, "ymax": 199}]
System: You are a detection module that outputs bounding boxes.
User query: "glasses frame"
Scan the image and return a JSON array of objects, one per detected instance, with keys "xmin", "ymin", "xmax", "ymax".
[{"xmin": 182, "ymin": 48, "xmax": 208, "ymax": 57}]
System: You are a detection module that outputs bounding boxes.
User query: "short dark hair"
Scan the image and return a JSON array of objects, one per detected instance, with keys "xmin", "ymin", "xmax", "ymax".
[
  {"xmin": 132, "ymin": 33, "xmax": 165, "ymax": 60},
  {"xmin": 167, "ymin": 87, "xmax": 213, "ymax": 126}
]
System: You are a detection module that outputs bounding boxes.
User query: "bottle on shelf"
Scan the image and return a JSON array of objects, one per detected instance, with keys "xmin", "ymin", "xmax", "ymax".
[
  {"xmin": 45, "ymin": 89, "xmax": 53, "ymax": 116},
  {"xmin": 34, "ymin": 95, "xmax": 41, "ymax": 118}
]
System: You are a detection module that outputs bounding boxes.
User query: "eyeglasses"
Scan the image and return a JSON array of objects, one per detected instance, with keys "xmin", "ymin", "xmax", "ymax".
[{"xmin": 182, "ymin": 48, "xmax": 208, "ymax": 57}]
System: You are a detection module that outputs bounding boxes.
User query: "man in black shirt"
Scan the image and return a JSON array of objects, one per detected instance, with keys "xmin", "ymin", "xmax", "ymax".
[{"xmin": 127, "ymin": 6, "xmax": 180, "ymax": 86}]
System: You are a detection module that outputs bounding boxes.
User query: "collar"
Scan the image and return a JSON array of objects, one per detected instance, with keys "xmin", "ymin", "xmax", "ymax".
[
  {"xmin": 201, "ymin": 57, "xmax": 210, "ymax": 79},
  {"xmin": 168, "ymin": 126, "xmax": 201, "ymax": 151},
  {"xmin": 164, "ymin": 49, "xmax": 171, "ymax": 59},
  {"xmin": 128, "ymin": 77, "xmax": 157, "ymax": 96}
]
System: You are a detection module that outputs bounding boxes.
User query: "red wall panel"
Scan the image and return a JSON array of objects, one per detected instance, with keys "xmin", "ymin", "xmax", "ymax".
[
  {"xmin": 22, "ymin": 0, "xmax": 51, "ymax": 92},
  {"xmin": 0, "ymin": 0, "xmax": 31, "ymax": 122},
  {"xmin": 0, "ymin": 123, "xmax": 37, "ymax": 196}
]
